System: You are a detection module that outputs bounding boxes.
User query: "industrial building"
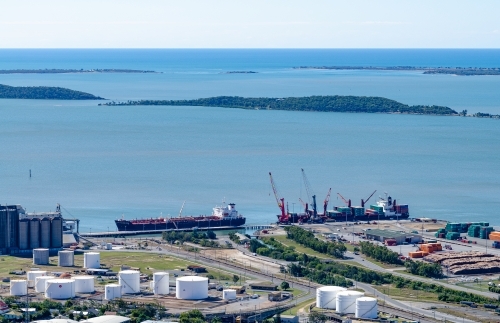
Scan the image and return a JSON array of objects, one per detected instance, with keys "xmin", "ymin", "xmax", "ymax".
[
  {"xmin": 0, "ymin": 204, "xmax": 63, "ymax": 255},
  {"xmin": 364, "ymin": 229, "xmax": 422, "ymax": 245}
]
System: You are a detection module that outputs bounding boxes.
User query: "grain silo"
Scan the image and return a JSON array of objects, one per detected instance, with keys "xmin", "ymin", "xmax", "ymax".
[
  {"xmin": 18, "ymin": 218, "xmax": 30, "ymax": 250},
  {"xmin": 10, "ymin": 280, "xmax": 27, "ymax": 296},
  {"xmin": 40, "ymin": 217, "xmax": 51, "ymax": 248},
  {"xmin": 51, "ymin": 217, "xmax": 63, "ymax": 248},
  {"xmin": 58, "ymin": 250, "xmax": 74, "ymax": 267},
  {"xmin": 355, "ymin": 297, "xmax": 378, "ymax": 319},
  {"xmin": 83, "ymin": 252, "xmax": 100, "ymax": 269},
  {"xmin": 29, "ymin": 218, "xmax": 40, "ymax": 249},
  {"xmin": 33, "ymin": 248, "xmax": 50, "ymax": 265},
  {"xmin": 45, "ymin": 279, "xmax": 75, "ymax": 299},
  {"xmin": 105, "ymin": 284, "xmax": 122, "ymax": 300},
  {"xmin": 74, "ymin": 276, "xmax": 95, "ymax": 293},
  {"xmin": 152, "ymin": 272, "xmax": 169, "ymax": 295},
  {"xmin": 119, "ymin": 270, "xmax": 140, "ymax": 294},
  {"xmin": 316, "ymin": 286, "xmax": 347, "ymax": 309},
  {"xmin": 336, "ymin": 291, "xmax": 364, "ymax": 314},
  {"xmin": 176, "ymin": 276, "xmax": 208, "ymax": 300}
]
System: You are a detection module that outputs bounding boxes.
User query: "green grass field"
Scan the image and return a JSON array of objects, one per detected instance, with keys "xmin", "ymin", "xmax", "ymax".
[
  {"xmin": 373, "ymin": 284, "xmax": 439, "ymax": 302},
  {"xmin": 0, "ymin": 250, "xmax": 236, "ymax": 282}
]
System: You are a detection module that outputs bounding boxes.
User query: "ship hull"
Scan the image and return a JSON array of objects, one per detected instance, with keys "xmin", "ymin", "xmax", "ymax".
[
  {"xmin": 115, "ymin": 217, "xmax": 246, "ymax": 232},
  {"xmin": 327, "ymin": 213, "xmax": 410, "ymax": 222}
]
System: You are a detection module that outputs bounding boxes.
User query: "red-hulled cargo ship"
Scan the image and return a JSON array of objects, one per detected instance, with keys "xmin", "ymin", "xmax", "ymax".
[{"xmin": 115, "ymin": 203, "xmax": 246, "ymax": 231}]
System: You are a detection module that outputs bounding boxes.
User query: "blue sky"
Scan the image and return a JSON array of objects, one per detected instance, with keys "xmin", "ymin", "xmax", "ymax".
[{"xmin": 1, "ymin": 0, "xmax": 499, "ymax": 48}]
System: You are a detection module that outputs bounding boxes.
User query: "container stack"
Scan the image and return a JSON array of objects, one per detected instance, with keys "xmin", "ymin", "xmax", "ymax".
[
  {"xmin": 480, "ymin": 227, "xmax": 494, "ymax": 239},
  {"xmin": 369, "ymin": 205, "xmax": 384, "ymax": 215},
  {"xmin": 395, "ymin": 204, "xmax": 409, "ymax": 214},
  {"xmin": 435, "ymin": 228, "xmax": 446, "ymax": 238},
  {"xmin": 351, "ymin": 207, "xmax": 365, "ymax": 217},
  {"xmin": 336, "ymin": 207, "xmax": 352, "ymax": 216},
  {"xmin": 468, "ymin": 225, "xmax": 481, "ymax": 238},
  {"xmin": 409, "ymin": 251, "xmax": 424, "ymax": 258},
  {"xmin": 420, "ymin": 243, "xmax": 442, "ymax": 254},
  {"xmin": 445, "ymin": 232, "xmax": 461, "ymax": 240},
  {"xmin": 489, "ymin": 232, "xmax": 500, "ymax": 242}
]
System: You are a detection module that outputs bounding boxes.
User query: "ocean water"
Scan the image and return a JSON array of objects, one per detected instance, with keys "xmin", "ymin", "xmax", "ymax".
[{"xmin": 0, "ymin": 49, "xmax": 499, "ymax": 231}]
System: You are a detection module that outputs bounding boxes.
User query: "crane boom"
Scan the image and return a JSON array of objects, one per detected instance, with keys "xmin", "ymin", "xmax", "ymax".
[
  {"xmin": 361, "ymin": 190, "xmax": 377, "ymax": 207},
  {"xmin": 269, "ymin": 172, "xmax": 286, "ymax": 220},
  {"xmin": 323, "ymin": 188, "xmax": 332, "ymax": 216},
  {"xmin": 337, "ymin": 193, "xmax": 351, "ymax": 207},
  {"xmin": 301, "ymin": 168, "xmax": 314, "ymax": 204}
]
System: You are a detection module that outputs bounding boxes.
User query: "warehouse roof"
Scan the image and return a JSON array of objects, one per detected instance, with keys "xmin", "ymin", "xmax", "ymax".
[{"xmin": 364, "ymin": 229, "xmax": 419, "ymax": 239}]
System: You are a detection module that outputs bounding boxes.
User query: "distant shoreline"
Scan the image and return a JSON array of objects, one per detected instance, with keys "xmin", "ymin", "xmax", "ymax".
[
  {"xmin": 0, "ymin": 68, "xmax": 160, "ymax": 74},
  {"xmin": 294, "ymin": 66, "xmax": 500, "ymax": 76}
]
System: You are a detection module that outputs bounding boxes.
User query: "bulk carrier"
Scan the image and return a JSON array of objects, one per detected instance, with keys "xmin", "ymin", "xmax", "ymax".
[{"xmin": 115, "ymin": 202, "xmax": 246, "ymax": 232}]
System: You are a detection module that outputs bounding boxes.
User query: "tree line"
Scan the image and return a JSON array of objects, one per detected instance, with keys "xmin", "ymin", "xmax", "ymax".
[
  {"xmin": 101, "ymin": 95, "xmax": 458, "ymax": 115},
  {"xmin": 0, "ymin": 84, "xmax": 104, "ymax": 100},
  {"xmin": 284, "ymin": 226, "xmax": 346, "ymax": 258}
]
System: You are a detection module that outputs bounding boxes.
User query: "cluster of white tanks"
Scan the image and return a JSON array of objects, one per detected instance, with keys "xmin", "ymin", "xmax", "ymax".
[
  {"xmin": 27, "ymin": 270, "xmax": 48, "ymax": 287},
  {"xmin": 176, "ymin": 276, "xmax": 208, "ymax": 300},
  {"xmin": 83, "ymin": 252, "xmax": 100, "ymax": 269},
  {"xmin": 316, "ymin": 286, "xmax": 378, "ymax": 319}
]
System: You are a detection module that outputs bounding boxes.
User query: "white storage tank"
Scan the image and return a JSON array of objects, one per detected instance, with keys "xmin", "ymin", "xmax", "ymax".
[
  {"xmin": 152, "ymin": 272, "xmax": 169, "ymax": 295},
  {"xmin": 83, "ymin": 252, "xmax": 100, "ymax": 269},
  {"xmin": 355, "ymin": 297, "xmax": 378, "ymax": 319},
  {"xmin": 106, "ymin": 243, "xmax": 113, "ymax": 250},
  {"xmin": 176, "ymin": 276, "xmax": 208, "ymax": 300},
  {"xmin": 58, "ymin": 250, "xmax": 74, "ymax": 267},
  {"xmin": 27, "ymin": 270, "xmax": 47, "ymax": 287},
  {"xmin": 74, "ymin": 276, "xmax": 95, "ymax": 293},
  {"xmin": 336, "ymin": 291, "xmax": 364, "ymax": 314},
  {"xmin": 105, "ymin": 284, "xmax": 122, "ymax": 300},
  {"xmin": 119, "ymin": 270, "xmax": 140, "ymax": 294},
  {"xmin": 35, "ymin": 276, "xmax": 55, "ymax": 293},
  {"xmin": 33, "ymin": 248, "xmax": 50, "ymax": 265},
  {"xmin": 222, "ymin": 289, "xmax": 237, "ymax": 300},
  {"xmin": 316, "ymin": 286, "xmax": 347, "ymax": 309},
  {"xmin": 10, "ymin": 280, "xmax": 27, "ymax": 296},
  {"xmin": 45, "ymin": 279, "xmax": 75, "ymax": 299}
]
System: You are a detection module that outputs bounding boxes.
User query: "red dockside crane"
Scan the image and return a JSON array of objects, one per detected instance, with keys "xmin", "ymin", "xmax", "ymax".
[
  {"xmin": 269, "ymin": 172, "xmax": 288, "ymax": 224},
  {"xmin": 337, "ymin": 192, "xmax": 351, "ymax": 207}
]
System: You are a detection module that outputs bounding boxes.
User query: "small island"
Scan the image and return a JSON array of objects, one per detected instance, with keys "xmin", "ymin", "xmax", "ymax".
[
  {"xmin": 100, "ymin": 95, "xmax": 458, "ymax": 116},
  {"xmin": 0, "ymin": 68, "xmax": 159, "ymax": 74},
  {"xmin": 0, "ymin": 84, "xmax": 104, "ymax": 100},
  {"xmin": 294, "ymin": 66, "xmax": 500, "ymax": 76},
  {"xmin": 222, "ymin": 71, "xmax": 258, "ymax": 74}
]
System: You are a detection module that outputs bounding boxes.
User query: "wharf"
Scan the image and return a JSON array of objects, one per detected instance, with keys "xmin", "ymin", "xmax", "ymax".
[{"xmin": 80, "ymin": 224, "xmax": 273, "ymax": 238}]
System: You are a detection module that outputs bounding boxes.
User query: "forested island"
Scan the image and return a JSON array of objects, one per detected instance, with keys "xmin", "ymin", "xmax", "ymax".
[
  {"xmin": 294, "ymin": 66, "xmax": 500, "ymax": 76},
  {"xmin": 0, "ymin": 84, "xmax": 104, "ymax": 100},
  {"xmin": 101, "ymin": 95, "xmax": 458, "ymax": 115},
  {"xmin": 0, "ymin": 69, "xmax": 158, "ymax": 74}
]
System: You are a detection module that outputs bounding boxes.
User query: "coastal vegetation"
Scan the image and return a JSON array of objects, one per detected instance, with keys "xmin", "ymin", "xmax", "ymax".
[
  {"xmin": 358, "ymin": 241, "xmax": 403, "ymax": 265},
  {"xmin": 162, "ymin": 230, "xmax": 220, "ymax": 248},
  {"xmin": 294, "ymin": 66, "xmax": 500, "ymax": 76},
  {"xmin": 0, "ymin": 68, "xmax": 158, "ymax": 74},
  {"xmin": 0, "ymin": 84, "xmax": 104, "ymax": 100},
  {"xmin": 101, "ymin": 95, "xmax": 458, "ymax": 115},
  {"xmin": 284, "ymin": 226, "xmax": 347, "ymax": 259}
]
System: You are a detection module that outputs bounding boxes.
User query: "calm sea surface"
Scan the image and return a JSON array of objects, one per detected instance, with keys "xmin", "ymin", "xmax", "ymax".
[{"xmin": 0, "ymin": 49, "xmax": 499, "ymax": 231}]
